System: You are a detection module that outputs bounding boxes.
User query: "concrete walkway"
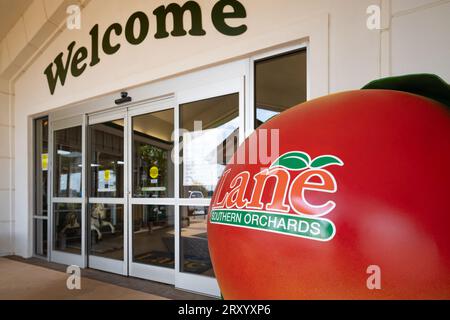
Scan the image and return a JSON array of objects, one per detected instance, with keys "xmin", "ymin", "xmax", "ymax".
[{"xmin": 0, "ymin": 258, "xmax": 167, "ymax": 300}]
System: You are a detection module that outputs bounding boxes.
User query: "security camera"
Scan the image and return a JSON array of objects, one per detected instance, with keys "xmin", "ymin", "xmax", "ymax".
[{"xmin": 115, "ymin": 92, "xmax": 132, "ymax": 105}]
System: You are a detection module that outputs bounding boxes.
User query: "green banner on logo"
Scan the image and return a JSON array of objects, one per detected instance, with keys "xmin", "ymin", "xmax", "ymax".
[{"xmin": 210, "ymin": 209, "xmax": 336, "ymax": 242}]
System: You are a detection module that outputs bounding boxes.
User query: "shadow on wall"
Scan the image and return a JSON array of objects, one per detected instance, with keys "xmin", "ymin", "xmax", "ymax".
[{"xmin": 0, "ymin": 229, "xmax": 12, "ymax": 256}]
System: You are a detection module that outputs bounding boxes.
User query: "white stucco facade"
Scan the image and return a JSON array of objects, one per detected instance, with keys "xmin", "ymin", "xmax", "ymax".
[{"xmin": 0, "ymin": 0, "xmax": 449, "ymax": 262}]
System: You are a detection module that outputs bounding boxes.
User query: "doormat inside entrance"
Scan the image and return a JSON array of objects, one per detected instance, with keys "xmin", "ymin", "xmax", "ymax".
[{"xmin": 135, "ymin": 251, "xmax": 213, "ymax": 274}]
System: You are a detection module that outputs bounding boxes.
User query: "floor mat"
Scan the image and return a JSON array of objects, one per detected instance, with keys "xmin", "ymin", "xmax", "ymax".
[{"xmin": 135, "ymin": 251, "xmax": 213, "ymax": 274}]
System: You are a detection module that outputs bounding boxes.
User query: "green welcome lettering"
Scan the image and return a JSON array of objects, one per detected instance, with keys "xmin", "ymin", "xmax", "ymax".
[{"xmin": 44, "ymin": 0, "xmax": 248, "ymax": 95}]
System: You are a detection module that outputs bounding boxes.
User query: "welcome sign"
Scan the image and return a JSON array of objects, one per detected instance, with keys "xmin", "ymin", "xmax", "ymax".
[{"xmin": 44, "ymin": 0, "xmax": 247, "ymax": 95}]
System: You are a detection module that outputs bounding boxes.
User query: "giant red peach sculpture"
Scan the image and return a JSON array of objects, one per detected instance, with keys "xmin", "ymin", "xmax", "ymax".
[{"xmin": 207, "ymin": 74, "xmax": 450, "ymax": 299}]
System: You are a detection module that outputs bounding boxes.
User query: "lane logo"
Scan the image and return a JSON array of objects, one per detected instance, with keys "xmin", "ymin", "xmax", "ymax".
[{"xmin": 210, "ymin": 151, "xmax": 344, "ymax": 242}]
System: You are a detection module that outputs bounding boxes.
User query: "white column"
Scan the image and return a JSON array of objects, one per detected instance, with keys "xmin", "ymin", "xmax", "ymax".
[{"xmin": 0, "ymin": 77, "xmax": 14, "ymax": 256}]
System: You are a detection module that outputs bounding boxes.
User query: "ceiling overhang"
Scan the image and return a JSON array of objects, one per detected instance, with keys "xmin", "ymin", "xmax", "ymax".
[{"xmin": 0, "ymin": 0, "xmax": 90, "ymax": 80}]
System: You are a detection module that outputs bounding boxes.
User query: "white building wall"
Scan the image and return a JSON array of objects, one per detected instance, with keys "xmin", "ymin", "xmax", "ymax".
[
  {"xmin": 6, "ymin": 0, "xmax": 450, "ymax": 257},
  {"xmin": 0, "ymin": 78, "xmax": 14, "ymax": 256},
  {"xmin": 390, "ymin": 0, "xmax": 450, "ymax": 81}
]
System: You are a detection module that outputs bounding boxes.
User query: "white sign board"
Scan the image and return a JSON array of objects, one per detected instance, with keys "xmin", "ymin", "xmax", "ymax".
[{"xmin": 98, "ymin": 170, "xmax": 116, "ymax": 192}]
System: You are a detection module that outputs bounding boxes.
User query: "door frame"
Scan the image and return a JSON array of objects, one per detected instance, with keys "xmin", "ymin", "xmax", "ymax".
[
  {"xmin": 32, "ymin": 116, "xmax": 50, "ymax": 259},
  {"xmin": 49, "ymin": 114, "xmax": 87, "ymax": 268},
  {"xmin": 174, "ymin": 77, "xmax": 245, "ymax": 297},
  {"xmin": 86, "ymin": 109, "xmax": 128, "ymax": 276},
  {"xmin": 127, "ymin": 96, "xmax": 177, "ymax": 285}
]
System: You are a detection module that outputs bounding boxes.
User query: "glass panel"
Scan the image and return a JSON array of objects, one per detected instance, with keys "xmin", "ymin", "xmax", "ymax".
[
  {"xmin": 34, "ymin": 117, "xmax": 48, "ymax": 216},
  {"xmin": 132, "ymin": 109, "xmax": 174, "ymax": 198},
  {"xmin": 89, "ymin": 203, "xmax": 124, "ymax": 261},
  {"xmin": 180, "ymin": 93, "xmax": 239, "ymax": 198},
  {"xmin": 53, "ymin": 203, "xmax": 82, "ymax": 254},
  {"xmin": 34, "ymin": 219, "xmax": 48, "ymax": 257},
  {"xmin": 180, "ymin": 206, "xmax": 214, "ymax": 277},
  {"xmin": 132, "ymin": 205, "xmax": 174, "ymax": 269},
  {"xmin": 89, "ymin": 120, "xmax": 124, "ymax": 198},
  {"xmin": 255, "ymin": 49, "xmax": 307, "ymax": 128},
  {"xmin": 54, "ymin": 126, "xmax": 82, "ymax": 197}
]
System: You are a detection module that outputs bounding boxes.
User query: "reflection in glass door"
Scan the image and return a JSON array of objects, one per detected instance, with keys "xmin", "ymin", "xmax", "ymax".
[
  {"xmin": 129, "ymin": 105, "xmax": 176, "ymax": 284},
  {"xmin": 87, "ymin": 114, "xmax": 127, "ymax": 275},
  {"xmin": 175, "ymin": 78, "xmax": 244, "ymax": 297},
  {"xmin": 50, "ymin": 117, "xmax": 86, "ymax": 267}
]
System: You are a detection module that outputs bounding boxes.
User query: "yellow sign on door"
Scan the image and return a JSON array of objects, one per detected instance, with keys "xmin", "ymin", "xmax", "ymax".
[
  {"xmin": 150, "ymin": 166, "xmax": 159, "ymax": 179},
  {"xmin": 41, "ymin": 153, "xmax": 48, "ymax": 171},
  {"xmin": 104, "ymin": 170, "xmax": 111, "ymax": 182}
]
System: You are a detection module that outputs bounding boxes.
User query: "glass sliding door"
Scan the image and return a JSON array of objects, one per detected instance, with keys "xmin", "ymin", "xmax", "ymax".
[
  {"xmin": 50, "ymin": 116, "xmax": 86, "ymax": 267},
  {"xmin": 43, "ymin": 60, "xmax": 248, "ymax": 297},
  {"xmin": 132, "ymin": 205, "xmax": 175, "ymax": 269},
  {"xmin": 254, "ymin": 48, "xmax": 307, "ymax": 128},
  {"xmin": 87, "ymin": 111, "xmax": 128, "ymax": 275},
  {"xmin": 175, "ymin": 77, "xmax": 244, "ymax": 297},
  {"xmin": 179, "ymin": 93, "xmax": 240, "ymax": 199},
  {"xmin": 128, "ymin": 102, "xmax": 176, "ymax": 285},
  {"xmin": 33, "ymin": 117, "xmax": 49, "ymax": 258},
  {"xmin": 180, "ymin": 206, "xmax": 214, "ymax": 277}
]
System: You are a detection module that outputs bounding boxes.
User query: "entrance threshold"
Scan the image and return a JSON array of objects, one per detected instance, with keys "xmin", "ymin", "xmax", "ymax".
[{"xmin": 8, "ymin": 256, "xmax": 215, "ymax": 300}]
